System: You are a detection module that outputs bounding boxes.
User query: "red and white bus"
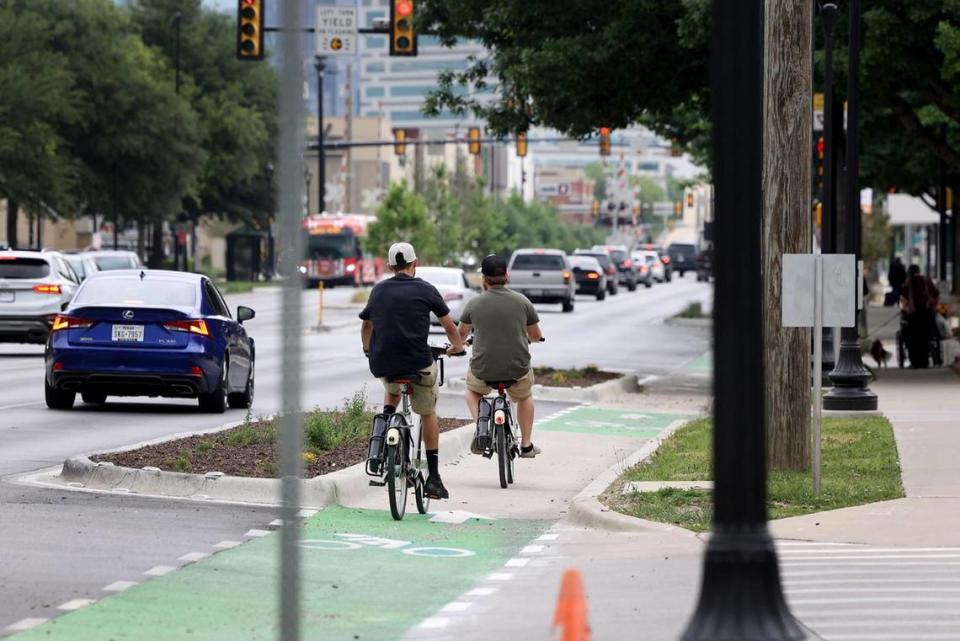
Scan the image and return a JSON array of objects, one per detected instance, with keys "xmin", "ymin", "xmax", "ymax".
[{"xmin": 301, "ymin": 214, "xmax": 384, "ymax": 287}]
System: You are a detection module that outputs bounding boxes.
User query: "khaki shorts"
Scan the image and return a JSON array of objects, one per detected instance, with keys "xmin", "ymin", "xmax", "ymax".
[
  {"xmin": 466, "ymin": 368, "xmax": 535, "ymax": 402},
  {"xmin": 381, "ymin": 361, "xmax": 439, "ymax": 416}
]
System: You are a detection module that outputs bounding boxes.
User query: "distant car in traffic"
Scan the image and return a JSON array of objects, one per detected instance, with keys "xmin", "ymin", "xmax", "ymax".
[
  {"xmin": 44, "ymin": 270, "xmax": 255, "ymax": 413},
  {"xmin": 414, "ymin": 266, "xmax": 479, "ymax": 324},
  {"xmin": 573, "ymin": 250, "xmax": 619, "ymax": 296},
  {"xmin": 507, "ymin": 248, "xmax": 575, "ymax": 312},
  {"xmin": 696, "ymin": 247, "xmax": 714, "ymax": 282},
  {"xmin": 631, "ymin": 250, "xmax": 666, "ymax": 283},
  {"xmin": 0, "ymin": 249, "xmax": 81, "ymax": 344},
  {"xmin": 592, "ymin": 245, "xmax": 638, "ymax": 291},
  {"xmin": 667, "ymin": 242, "xmax": 698, "ymax": 278},
  {"xmin": 84, "ymin": 250, "xmax": 144, "ymax": 271},
  {"xmin": 567, "ymin": 255, "xmax": 608, "ymax": 300},
  {"xmin": 61, "ymin": 253, "xmax": 100, "ymax": 282}
]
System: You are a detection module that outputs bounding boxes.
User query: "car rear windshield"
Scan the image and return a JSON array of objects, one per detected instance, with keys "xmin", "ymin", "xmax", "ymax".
[
  {"xmin": 669, "ymin": 244, "xmax": 697, "ymax": 257},
  {"xmin": 511, "ymin": 254, "xmax": 566, "ymax": 270},
  {"xmin": 417, "ymin": 269, "xmax": 461, "ymax": 286},
  {"xmin": 569, "ymin": 257, "xmax": 599, "ymax": 270},
  {"xmin": 73, "ymin": 279, "xmax": 197, "ymax": 308},
  {"xmin": 91, "ymin": 256, "xmax": 136, "ymax": 270},
  {"xmin": 0, "ymin": 257, "xmax": 50, "ymax": 279},
  {"xmin": 576, "ymin": 253, "xmax": 612, "ymax": 269},
  {"xmin": 609, "ymin": 250, "xmax": 627, "ymax": 263}
]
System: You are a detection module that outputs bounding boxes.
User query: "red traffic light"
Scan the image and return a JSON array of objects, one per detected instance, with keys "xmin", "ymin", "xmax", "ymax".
[
  {"xmin": 396, "ymin": 0, "xmax": 413, "ymax": 17},
  {"xmin": 599, "ymin": 127, "xmax": 610, "ymax": 136},
  {"xmin": 816, "ymin": 136, "xmax": 825, "ymax": 159}
]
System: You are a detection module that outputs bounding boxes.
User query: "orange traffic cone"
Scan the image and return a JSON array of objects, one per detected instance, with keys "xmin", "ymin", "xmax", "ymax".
[{"xmin": 552, "ymin": 569, "xmax": 591, "ymax": 641}]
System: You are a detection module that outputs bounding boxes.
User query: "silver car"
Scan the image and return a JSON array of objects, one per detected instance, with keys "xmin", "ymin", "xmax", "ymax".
[
  {"xmin": 84, "ymin": 250, "xmax": 144, "ymax": 271},
  {"xmin": 61, "ymin": 253, "xmax": 101, "ymax": 281},
  {"xmin": 415, "ymin": 266, "xmax": 479, "ymax": 324},
  {"xmin": 0, "ymin": 250, "xmax": 80, "ymax": 344}
]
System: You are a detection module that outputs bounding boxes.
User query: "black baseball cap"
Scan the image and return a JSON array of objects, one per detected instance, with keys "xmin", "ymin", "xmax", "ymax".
[{"xmin": 481, "ymin": 254, "xmax": 508, "ymax": 277}]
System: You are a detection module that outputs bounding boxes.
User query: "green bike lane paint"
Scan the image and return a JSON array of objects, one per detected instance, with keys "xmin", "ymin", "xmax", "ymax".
[
  {"xmin": 537, "ymin": 407, "xmax": 683, "ymax": 438},
  {"xmin": 10, "ymin": 507, "xmax": 549, "ymax": 641}
]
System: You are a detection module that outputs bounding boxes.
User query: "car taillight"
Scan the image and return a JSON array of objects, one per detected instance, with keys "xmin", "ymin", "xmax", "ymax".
[
  {"xmin": 623, "ymin": 259, "xmax": 633, "ymax": 268},
  {"xmin": 163, "ymin": 319, "xmax": 210, "ymax": 336},
  {"xmin": 190, "ymin": 366, "xmax": 203, "ymax": 376},
  {"xmin": 562, "ymin": 270, "xmax": 571, "ymax": 284},
  {"xmin": 587, "ymin": 272, "xmax": 600, "ymax": 280},
  {"xmin": 640, "ymin": 265, "xmax": 649, "ymax": 273},
  {"xmin": 51, "ymin": 315, "xmax": 94, "ymax": 331},
  {"xmin": 443, "ymin": 292, "xmax": 464, "ymax": 301},
  {"xmin": 33, "ymin": 284, "xmax": 62, "ymax": 294},
  {"xmin": 661, "ymin": 256, "xmax": 671, "ymax": 264}
]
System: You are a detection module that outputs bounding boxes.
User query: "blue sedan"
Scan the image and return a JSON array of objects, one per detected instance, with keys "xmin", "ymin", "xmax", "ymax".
[{"xmin": 44, "ymin": 270, "xmax": 255, "ymax": 413}]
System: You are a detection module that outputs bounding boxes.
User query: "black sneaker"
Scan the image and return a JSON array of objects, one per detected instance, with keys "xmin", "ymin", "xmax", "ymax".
[{"xmin": 424, "ymin": 475, "xmax": 450, "ymax": 500}]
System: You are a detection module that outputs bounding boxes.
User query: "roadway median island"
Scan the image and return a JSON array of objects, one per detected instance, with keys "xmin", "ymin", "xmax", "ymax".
[
  {"xmin": 92, "ymin": 390, "xmax": 466, "ymax": 479},
  {"xmin": 445, "ymin": 366, "xmax": 645, "ymax": 402},
  {"xmin": 603, "ymin": 415, "xmax": 905, "ymax": 532}
]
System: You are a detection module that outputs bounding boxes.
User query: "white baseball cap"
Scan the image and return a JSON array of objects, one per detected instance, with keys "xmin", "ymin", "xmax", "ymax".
[{"xmin": 388, "ymin": 242, "xmax": 417, "ymax": 267}]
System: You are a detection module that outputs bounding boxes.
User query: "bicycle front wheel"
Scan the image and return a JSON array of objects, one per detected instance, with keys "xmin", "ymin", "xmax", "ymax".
[
  {"xmin": 497, "ymin": 427, "xmax": 509, "ymax": 489},
  {"xmin": 386, "ymin": 443, "xmax": 408, "ymax": 520}
]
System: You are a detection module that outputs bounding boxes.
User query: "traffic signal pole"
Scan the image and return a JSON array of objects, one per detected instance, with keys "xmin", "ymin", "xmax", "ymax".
[{"xmin": 315, "ymin": 56, "xmax": 326, "ymax": 215}]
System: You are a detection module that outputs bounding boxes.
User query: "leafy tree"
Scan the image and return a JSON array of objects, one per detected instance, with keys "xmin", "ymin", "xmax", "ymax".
[
  {"xmin": 583, "ymin": 163, "xmax": 608, "ymax": 201},
  {"xmin": 366, "ymin": 184, "xmax": 438, "ymax": 262}
]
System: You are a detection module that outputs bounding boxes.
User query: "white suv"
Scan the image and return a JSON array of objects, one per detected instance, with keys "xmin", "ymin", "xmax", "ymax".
[{"xmin": 0, "ymin": 250, "xmax": 81, "ymax": 344}]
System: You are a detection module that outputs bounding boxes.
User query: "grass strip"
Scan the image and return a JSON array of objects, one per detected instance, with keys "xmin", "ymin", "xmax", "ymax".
[{"xmin": 609, "ymin": 416, "xmax": 904, "ymax": 532}]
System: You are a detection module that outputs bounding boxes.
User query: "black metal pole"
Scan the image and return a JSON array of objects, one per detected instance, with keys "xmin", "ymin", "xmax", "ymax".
[
  {"xmin": 314, "ymin": 56, "xmax": 326, "ymax": 215},
  {"xmin": 825, "ymin": 0, "xmax": 877, "ymax": 411},
  {"xmin": 681, "ymin": 1, "xmax": 802, "ymax": 637},
  {"xmin": 939, "ymin": 125, "xmax": 948, "ymax": 283},
  {"xmin": 821, "ymin": 3, "xmax": 838, "ymax": 255}
]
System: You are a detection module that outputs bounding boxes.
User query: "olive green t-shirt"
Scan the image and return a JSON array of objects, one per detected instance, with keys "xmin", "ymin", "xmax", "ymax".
[{"xmin": 460, "ymin": 287, "xmax": 540, "ymax": 381}]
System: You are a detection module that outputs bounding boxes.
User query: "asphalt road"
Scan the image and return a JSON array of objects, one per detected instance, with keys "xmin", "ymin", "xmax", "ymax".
[{"xmin": 0, "ymin": 274, "xmax": 711, "ymax": 633}]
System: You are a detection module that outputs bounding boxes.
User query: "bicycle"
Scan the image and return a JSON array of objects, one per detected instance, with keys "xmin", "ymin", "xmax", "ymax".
[
  {"xmin": 366, "ymin": 345, "xmax": 455, "ymax": 520},
  {"xmin": 470, "ymin": 337, "xmax": 544, "ymax": 489}
]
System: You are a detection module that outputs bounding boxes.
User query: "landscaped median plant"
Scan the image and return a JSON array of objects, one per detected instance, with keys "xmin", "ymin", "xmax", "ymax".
[
  {"xmin": 533, "ymin": 364, "xmax": 619, "ymax": 388},
  {"xmin": 93, "ymin": 389, "xmax": 467, "ymax": 478},
  {"xmin": 605, "ymin": 416, "xmax": 905, "ymax": 532}
]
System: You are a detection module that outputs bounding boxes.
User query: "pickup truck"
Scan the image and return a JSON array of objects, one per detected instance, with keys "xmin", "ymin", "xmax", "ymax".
[{"xmin": 507, "ymin": 249, "xmax": 575, "ymax": 313}]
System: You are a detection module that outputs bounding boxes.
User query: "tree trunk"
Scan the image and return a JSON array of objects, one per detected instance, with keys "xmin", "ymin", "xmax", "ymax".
[
  {"xmin": 6, "ymin": 199, "xmax": 18, "ymax": 248},
  {"xmin": 763, "ymin": 0, "xmax": 813, "ymax": 471},
  {"xmin": 137, "ymin": 216, "xmax": 146, "ymax": 263},
  {"xmin": 149, "ymin": 222, "xmax": 164, "ymax": 269}
]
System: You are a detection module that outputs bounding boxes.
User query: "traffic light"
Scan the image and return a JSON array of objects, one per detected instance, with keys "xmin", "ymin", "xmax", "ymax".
[
  {"xmin": 815, "ymin": 201, "xmax": 823, "ymax": 227},
  {"xmin": 393, "ymin": 128, "xmax": 407, "ymax": 156},
  {"xmin": 674, "ymin": 200, "xmax": 682, "ymax": 217},
  {"xmin": 468, "ymin": 127, "xmax": 481, "ymax": 155},
  {"xmin": 686, "ymin": 192, "xmax": 694, "ymax": 208},
  {"xmin": 599, "ymin": 127, "xmax": 611, "ymax": 156},
  {"xmin": 592, "ymin": 200, "xmax": 600, "ymax": 218},
  {"xmin": 237, "ymin": 0, "xmax": 265, "ymax": 61},
  {"xmin": 390, "ymin": 0, "xmax": 417, "ymax": 56},
  {"xmin": 516, "ymin": 132, "xmax": 528, "ymax": 158}
]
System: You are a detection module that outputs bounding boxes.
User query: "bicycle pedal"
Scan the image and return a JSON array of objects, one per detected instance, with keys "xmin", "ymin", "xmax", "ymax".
[
  {"xmin": 368, "ymin": 480, "xmax": 386, "ymax": 487},
  {"xmin": 482, "ymin": 450, "xmax": 494, "ymax": 459}
]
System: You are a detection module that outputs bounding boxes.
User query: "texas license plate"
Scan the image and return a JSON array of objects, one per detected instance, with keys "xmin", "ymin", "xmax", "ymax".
[
  {"xmin": 0, "ymin": 290, "xmax": 12, "ymax": 303},
  {"xmin": 112, "ymin": 324, "xmax": 144, "ymax": 342}
]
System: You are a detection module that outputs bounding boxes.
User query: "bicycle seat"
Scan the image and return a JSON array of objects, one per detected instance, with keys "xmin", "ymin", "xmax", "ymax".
[
  {"xmin": 485, "ymin": 380, "xmax": 517, "ymax": 389},
  {"xmin": 386, "ymin": 373, "xmax": 422, "ymax": 384}
]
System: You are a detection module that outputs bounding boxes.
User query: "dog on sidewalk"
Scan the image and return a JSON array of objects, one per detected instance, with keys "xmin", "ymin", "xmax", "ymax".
[{"xmin": 870, "ymin": 339, "xmax": 891, "ymax": 370}]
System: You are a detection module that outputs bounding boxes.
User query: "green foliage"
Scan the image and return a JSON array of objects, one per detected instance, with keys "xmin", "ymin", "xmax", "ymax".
[
  {"xmin": 862, "ymin": 202, "xmax": 893, "ymax": 269},
  {"xmin": 304, "ymin": 390, "xmax": 373, "ymax": 452},
  {"xmin": 225, "ymin": 421, "xmax": 276, "ymax": 447},
  {"xmin": 173, "ymin": 452, "xmax": 192, "ymax": 473},
  {"xmin": 616, "ymin": 416, "xmax": 904, "ymax": 532},
  {"xmin": 678, "ymin": 301, "xmax": 705, "ymax": 318},
  {"xmin": 365, "ymin": 183, "xmax": 438, "ymax": 261}
]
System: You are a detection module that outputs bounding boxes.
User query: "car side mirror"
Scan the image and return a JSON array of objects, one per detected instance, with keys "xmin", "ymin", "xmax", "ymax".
[
  {"xmin": 237, "ymin": 306, "xmax": 255, "ymax": 323},
  {"xmin": 60, "ymin": 302, "xmax": 69, "ymax": 312}
]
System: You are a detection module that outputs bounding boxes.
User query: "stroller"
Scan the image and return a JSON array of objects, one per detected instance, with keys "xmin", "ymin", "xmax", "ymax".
[{"xmin": 896, "ymin": 310, "xmax": 942, "ymax": 368}]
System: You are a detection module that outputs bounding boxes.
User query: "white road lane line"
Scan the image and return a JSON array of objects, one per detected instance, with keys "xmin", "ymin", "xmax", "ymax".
[
  {"xmin": 782, "ymin": 561, "xmax": 960, "ymax": 567},
  {"xmin": 214, "ymin": 540, "xmax": 243, "ymax": 550},
  {"xmin": 418, "ymin": 617, "xmax": 450, "ymax": 629},
  {"xmin": 780, "ymin": 547, "xmax": 960, "ymax": 554},
  {"xmin": 5, "ymin": 618, "xmax": 48, "ymax": 632},
  {"xmin": 440, "ymin": 602, "xmax": 471, "ymax": 613},
  {"xmin": 487, "ymin": 573, "xmax": 514, "ymax": 581},
  {"xmin": 784, "ymin": 569, "xmax": 960, "ymax": 577},
  {"xmin": 521, "ymin": 545, "xmax": 545, "ymax": 555},
  {"xmin": 58, "ymin": 598, "xmax": 96, "ymax": 611},
  {"xmin": 788, "ymin": 587, "xmax": 960, "ymax": 594},
  {"xmin": 822, "ymin": 635, "xmax": 960, "ymax": 640},
  {"xmin": 178, "ymin": 552, "xmax": 210, "ymax": 562},
  {"xmin": 537, "ymin": 533, "xmax": 560, "ymax": 541},
  {"xmin": 144, "ymin": 565, "xmax": 176, "ymax": 577},
  {"xmin": 786, "ymin": 578, "xmax": 960, "ymax": 586},
  {"xmin": 505, "ymin": 558, "xmax": 529, "ymax": 568},
  {"xmin": 245, "ymin": 529, "xmax": 271, "ymax": 537},
  {"xmin": 269, "ymin": 519, "xmax": 284, "ymax": 527},
  {"xmin": 0, "ymin": 401, "xmax": 45, "ymax": 411},
  {"xmin": 792, "ymin": 596, "xmax": 960, "ymax": 606},
  {"xmin": 102, "ymin": 581, "xmax": 138, "ymax": 593},
  {"xmin": 466, "ymin": 587, "xmax": 498, "ymax": 597}
]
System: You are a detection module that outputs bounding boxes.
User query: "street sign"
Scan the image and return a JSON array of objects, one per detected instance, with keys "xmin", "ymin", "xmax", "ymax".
[
  {"xmin": 316, "ymin": 7, "xmax": 357, "ymax": 56},
  {"xmin": 813, "ymin": 92, "xmax": 824, "ymax": 131}
]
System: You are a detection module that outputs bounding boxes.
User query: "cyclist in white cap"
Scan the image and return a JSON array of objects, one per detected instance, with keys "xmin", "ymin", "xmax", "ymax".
[{"xmin": 360, "ymin": 242, "xmax": 465, "ymax": 500}]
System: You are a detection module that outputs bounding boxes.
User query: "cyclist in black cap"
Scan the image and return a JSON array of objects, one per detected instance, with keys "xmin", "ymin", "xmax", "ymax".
[{"xmin": 457, "ymin": 255, "xmax": 543, "ymax": 458}]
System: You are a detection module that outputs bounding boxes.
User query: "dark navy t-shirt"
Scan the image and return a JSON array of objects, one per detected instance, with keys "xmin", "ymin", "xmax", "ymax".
[{"xmin": 359, "ymin": 274, "xmax": 451, "ymax": 378}]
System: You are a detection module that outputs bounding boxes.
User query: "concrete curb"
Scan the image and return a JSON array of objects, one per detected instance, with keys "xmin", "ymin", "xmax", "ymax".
[
  {"xmin": 444, "ymin": 373, "xmax": 650, "ymax": 403},
  {"xmin": 566, "ymin": 418, "xmax": 700, "ymax": 535},
  {"xmin": 664, "ymin": 316, "xmax": 712, "ymax": 329},
  {"xmin": 54, "ymin": 421, "xmax": 476, "ymax": 508}
]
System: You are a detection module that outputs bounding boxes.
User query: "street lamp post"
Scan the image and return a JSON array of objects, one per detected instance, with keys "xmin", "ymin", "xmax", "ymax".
[
  {"xmin": 681, "ymin": 2, "xmax": 802, "ymax": 638},
  {"xmin": 824, "ymin": 0, "xmax": 878, "ymax": 411},
  {"xmin": 314, "ymin": 56, "xmax": 326, "ymax": 215},
  {"xmin": 819, "ymin": 2, "xmax": 839, "ymax": 379}
]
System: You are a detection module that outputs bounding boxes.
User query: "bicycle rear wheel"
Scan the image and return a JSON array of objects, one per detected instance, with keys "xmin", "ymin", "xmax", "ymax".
[
  {"xmin": 386, "ymin": 443, "xmax": 408, "ymax": 520},
  {"xmin": 415, "ymin": 474, "xmax": 430, "ymax": 514},
  {"xmin": 497, "ymin": 426, "xmax": 509, "ymax": 489}
]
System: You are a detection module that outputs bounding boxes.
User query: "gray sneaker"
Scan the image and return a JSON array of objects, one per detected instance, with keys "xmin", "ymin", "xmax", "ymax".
[{"xmin": 519, "ymin": 443, "xmax": 542, "ymax": 458}]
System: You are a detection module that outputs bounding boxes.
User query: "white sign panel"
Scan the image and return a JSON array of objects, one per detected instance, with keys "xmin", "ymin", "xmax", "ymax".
[
  {"xmin": 316, "ymin": 7, "xmax": 357, "ymax": 56},
  {"xmin": 781, "ymin": 254, "xmax": 856, "ymax": 328}
]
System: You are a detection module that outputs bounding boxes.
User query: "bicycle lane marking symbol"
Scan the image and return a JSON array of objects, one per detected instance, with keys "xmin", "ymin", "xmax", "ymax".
[{"xmin": 299, "ymin": 532, "xmax": 476, "ymax": 558}]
